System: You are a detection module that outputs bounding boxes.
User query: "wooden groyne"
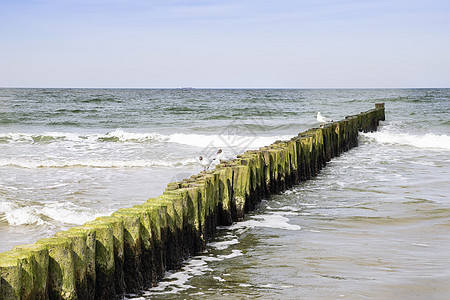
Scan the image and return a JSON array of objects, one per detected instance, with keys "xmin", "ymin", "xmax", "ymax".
[{"xmin": 0, "ymin": 104, "xmax": 385, "ymax": 300}]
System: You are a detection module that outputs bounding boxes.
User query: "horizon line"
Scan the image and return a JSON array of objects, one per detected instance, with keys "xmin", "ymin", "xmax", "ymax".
[{"xmin": 1, "ymin": 86, "xmax": 449, "ymax": 90}]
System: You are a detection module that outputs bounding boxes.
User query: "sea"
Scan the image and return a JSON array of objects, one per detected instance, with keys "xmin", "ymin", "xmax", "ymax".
[{"xmin": 0, "ymin": 88, "xmax": 449, "ymax": 299}]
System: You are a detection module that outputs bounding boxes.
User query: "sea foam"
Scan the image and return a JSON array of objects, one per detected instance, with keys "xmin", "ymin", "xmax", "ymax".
[
  {"xmin": 0, "ymin": 201, "xmax": 44, "ymax": 226},
  {"xmin": 0, "ymin": 200, "xmax": 105, "ymax": 226},
  {"xmin": 362, "ymin": 131, "xmax": 450, "ymax": 150},
  {"xmin": 0, "ymin": 157, "xmax": 198, "ymax": 169},
  {"xmin": 228, "ymin": 213, "xmax": 301, "ymax": 231},
  {"xmin": 0, "ymin": 129, "xmax": 292, "ymax": 149}
]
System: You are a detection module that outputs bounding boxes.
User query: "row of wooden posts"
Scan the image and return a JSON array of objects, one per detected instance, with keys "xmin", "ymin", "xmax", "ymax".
[{"xmin": 0, "ymin": 104, "xmax": 385, "ymax": 299}]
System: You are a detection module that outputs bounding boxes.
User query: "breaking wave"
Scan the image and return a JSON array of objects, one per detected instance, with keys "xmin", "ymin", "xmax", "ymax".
[{"xmin": 362, "ymin": 131, "xmax": 450, "ymax": 150}]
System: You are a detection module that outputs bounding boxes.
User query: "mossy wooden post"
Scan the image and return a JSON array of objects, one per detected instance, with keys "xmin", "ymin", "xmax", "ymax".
[
  {"xmin": 320, "ymin": 125, "xmax": 332, "ymax": 163},
  {"xmin": 186, "ymin": 185, "xmax": 205, "ymax": 252},
  {"xmin": 143, "ymin": 199, "xmax": 168, "ymax": 279},
  {"xmin": 299, "ymin": 136, "xmax": 312, "ymax": 180},
  {"xmin": 238, "ymin": 151, "xmax": 265, "ymax": 209},
  {"xmin": 314, "ymin": 129, "xmax": 326, "ymax": 170},
  {"xmin": 67, "ymin": 226, "xmax": 96, "ymax": 300},
  {"xmin": 343, "ymin": 118, "xmax": 351, "ymax": 151},
  {"xmin": 187, "ymin": 174, "xmax": 215, "ymax": 241},
  {"xmin": 54, "ymin": 231, "xmax": 88, "ymax": 300},
  {"xmin": 11, "ymin": 243, "xmax": 48, "ymax": 300},
  {"xmin": 162, "ymin": 190, "xmax": 191, "ymax": 258},
  {"xmin": 133, "ymin": 204, "xmax": 161, "ymax": 285},
  {"xmin": 0, "ymin": 254, "xmax": 21, "ymax": 300},
  {"xmin": 213, "ymin": 164, "xmax": 234, "ymax": 226},
  {"xmin": 338, "ymin": 119, "xmax": 348, "ymax": 152},
  {"xmin": 375, "ymin": 103, "xmax": 385, "ymax": 121},
  {"xmin": 259, "ymin": 148, "xmax": 273, "ymax": 195},
  {"xmin": 231, "ymin": 164, "xmax": 250, "ymax": 221},
  {"xmin": 268, "ymin": 147, "xmax": 285, "ymax": 192},
  {"xmin": 111, "ymin": 209, "xmax": 143, "ymax": 292},
  {"xmin": 180, "ymin": 181, "xmax": 207, "ymax": 250},
  {"xmin": 344, "ymin": 116, "xmax": 356, "ymax": 150},
  {"xmin": 304, "ymin": 131, "xmax": 318, "ymax": 177},
  {"xmin": 198, "ymin": 171, "xmax": 220, "ymax": 238},
  {"xmin": 35, "ymin": 237, "xmax": 76, "ymax": 300},
  {"xmin": 328, "ymin": 122, "xmax": 338, "ymax": 157},
  {"xmin": 286, "ymin": 140, "xmax": 299, "ymax": 186},
  {"xmin": 343, "ymin": 119, "xmax": 349, "ymax": 150},
  {"xmin": 93, "ymin": 216, "xmax": 125, "ymax": 297},
  {"xmin": 279, "ymin": 140, "xmax": 297, "ymax": 187},
  {"xmin": 290, "ymin": 138, "xmax": 303, "ymax": 182},
  {"xmin": 119, "ymin": 207, "xmax": 155, "ymax": 288},
  {"xmin": 83, "ymin": 220, "xmax": 115, "ymax": 300},
  {"xmin": 236, "ymin": 158, "xmax": 255, "ymax": 210},
  {"xmin": 350, "ymin": 116, "xmax": 359, "ymax": 149},
  {"xmin": 1, "ymin": 250, "xmax": 34, "ymax": 300},
  {"xmin": 166, "ymin": 187, "xmax": 200, "ymax": 256},
  {"xmin": 151, "ymin": 197, "xmax": 180, "ymax": 270},
  {"xmin": 350, "ymin": 117, "xmax": 358, "ymax": 148},
  {"xmin": 160, "ymin": 192, "xmax": 190, "ymax": 261},
  {"xmin": 266, "ymin": 147, "xmax": 282, "ymax": 193},
  {"xmin": 273, "ymin": 144, "xmax": 289, "ymax": 188}
]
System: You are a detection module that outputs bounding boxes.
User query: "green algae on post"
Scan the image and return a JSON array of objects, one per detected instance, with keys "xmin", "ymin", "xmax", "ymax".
[
  {"xmin": 12, "ymin": 243, "xmax": 49, "ymax": 300},
  {"xmin": 83, "ymin": 220, "xmax": 115, "ymax": 300},
  {"xmin": 35, "ymin": 237, "xmax": 76, "ymax": 300}
]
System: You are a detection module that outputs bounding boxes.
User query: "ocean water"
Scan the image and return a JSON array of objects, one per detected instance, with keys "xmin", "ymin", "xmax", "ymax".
[{"xmin": 1, "ymin": 88, "xmax": 449, "ymax": 299}]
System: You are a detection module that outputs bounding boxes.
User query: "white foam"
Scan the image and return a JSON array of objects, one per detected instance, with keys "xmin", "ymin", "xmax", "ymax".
[
  {"xmin": 144, "ymin": 248, "xmax": 243, "ymax": 295},
  {"xmin": 40, "ymin": 204, "xmax": 103, "ymax": 225},
  {"xmin": 167, "ymin": 132, "xmax": 293, "ymax": 149},
  {"xmin": 102, "ymin": 129, "xmax": 166, "ymax": 142},
  {"xmin": 0, "ymin": 201, "xmax": 45, "ymax": 226},
  {"xmin": 0, "ymin": 200, "xmax": 105, "ymax": 227},
  {"xmin": 0, "ymin": 157, "xmax": 197, "ymax": 169},
  {"xmin": 145, "ymin": 257, "xmax": 209, "ymax": 295},
  {"xmin": 0, "ymin": 129, "xmax": 292, "ymax": 149},
  {"xmin": 229, "ymin": 214, "xmax": 301, "ymax": 231},
  {"xmin": 213, "ymin": 276, "xmax": 226, "ymax": 282},
  {"xmin": 217, "ymin": 249, "xmax": 244, "ymax": 260},
  {"xmin": 209, "ymin": 238, "xmax": 239, "ymax": 250},
  {"xmin": 362, "ymin": 131, "xmax": 450, "ymax": 150},
  {"xmin": 0, "ymin": 132, "xmax": 90, "ymax": 143}
]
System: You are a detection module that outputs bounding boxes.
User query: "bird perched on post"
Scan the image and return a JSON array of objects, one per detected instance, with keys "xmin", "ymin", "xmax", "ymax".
[
  {"xmin": 316, "ymin": 112, "xmax": 333, "ymax": 125},
  {"xmin": 199, "ymin": 156, "xmax": 211, "ymax": 170}
]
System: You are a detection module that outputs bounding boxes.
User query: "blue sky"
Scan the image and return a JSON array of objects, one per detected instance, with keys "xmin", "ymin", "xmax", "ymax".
[{"xmin": 1, "ymin": 0, "xmax": 449, "ymax": 88}]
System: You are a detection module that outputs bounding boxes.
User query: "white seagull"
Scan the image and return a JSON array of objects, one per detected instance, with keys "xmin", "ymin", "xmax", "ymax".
[
  {"xmin": 199, "ymin": 156, "xmax": 212, "ymax": 170},
  {"xmin": 316, "ymin": 112, "xmax": 333, "ymax": 124}
]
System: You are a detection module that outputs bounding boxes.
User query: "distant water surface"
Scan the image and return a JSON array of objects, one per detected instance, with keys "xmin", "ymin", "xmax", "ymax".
[{"xmin": 1, "ymin": 88, "xmax": 449, "ymax": 299}]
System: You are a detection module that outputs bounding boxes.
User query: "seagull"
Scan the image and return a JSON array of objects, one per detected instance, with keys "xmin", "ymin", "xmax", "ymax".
[
  {"xmin": 198, "ymin": 156, "xmax": 212, "ymax": 170},
  {"xmin": 316, "ymin": 112, "xmax": 333, "ymax": 124},
  {"xmin": 210, "ymin": 149, "xmax": 225, "ymax": 168}
]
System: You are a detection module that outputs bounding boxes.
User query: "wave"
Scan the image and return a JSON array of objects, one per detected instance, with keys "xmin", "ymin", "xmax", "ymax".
[
  {"xmin": 0, "ymin": 129, "xmax": 293, "ymax": 149},
  {"xmin": 0, "ymin": 201, "xmax": 45, "ymax": 226},
  {"xmin": 0, "ymin": 200, "xmax": 104, "ymax": 226},
  {"xmin": 0, "ymin": 157, "xmax": 198, "ymax": 169},
  {"xmin": 166, "ymin": 132, "xmax": 293, "ymax": 149},
  {"xmin": 362, "ymin": 131, "xmax": 450, "ymax": 150}
]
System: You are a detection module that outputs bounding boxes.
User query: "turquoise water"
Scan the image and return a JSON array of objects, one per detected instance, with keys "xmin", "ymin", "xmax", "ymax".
[{"xmin": 1, "ymin": 88, "xmax": 449, "ymax": 299}]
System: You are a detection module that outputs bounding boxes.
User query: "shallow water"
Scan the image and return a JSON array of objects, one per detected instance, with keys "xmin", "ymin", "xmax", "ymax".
[{"xmin": 1, "ymin": 88, "xmax": 449, "ymax": 299}]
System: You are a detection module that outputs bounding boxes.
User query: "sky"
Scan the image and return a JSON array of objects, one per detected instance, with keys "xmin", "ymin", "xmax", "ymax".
[{"xmin": 1, "ymin": 0, "xmax": 449, "ymax": 88}]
